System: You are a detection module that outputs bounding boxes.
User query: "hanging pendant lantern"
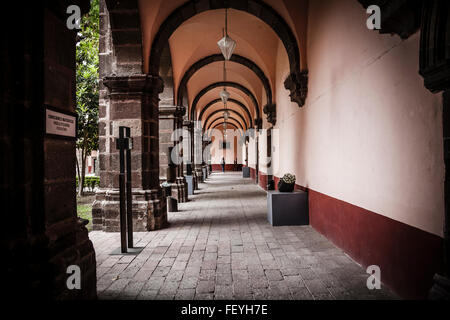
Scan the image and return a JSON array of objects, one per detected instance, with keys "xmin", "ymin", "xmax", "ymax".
[
  {"xmin": 217, "ymin": 35, "xmax": 236, "ymax": 60},
  {"xmin": 220, "ymin": 88, "xmax": 230, "ymax": 105},
  {"xmin": 217, "ymin": 8, "xmax": 236, "ymax": 60},
  {"xmin": 223, "ymin": 110, "xmax": 230, "ymax": 120}
]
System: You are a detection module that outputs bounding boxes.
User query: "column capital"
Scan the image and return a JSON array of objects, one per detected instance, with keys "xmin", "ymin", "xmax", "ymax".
[
  {"xmin": 183, "ymin": 120, "xmax": 194, "ymax": 129},
  {"xmin": 103, "ymin": 74, "xmax": 164, "ymax": 96},
  {"xmin": 176, "ymin": 106, "xmax": 186, "ymax": 118},
  {"xmin": 159, "ymin": 105, "xmax": 186, "ymax": 118},
  {"xmin": 254, "ymin": 118, "xmax": 263, "ymax": 130}
]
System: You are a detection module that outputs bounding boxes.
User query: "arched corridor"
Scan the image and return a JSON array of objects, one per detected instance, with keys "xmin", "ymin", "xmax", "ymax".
[
  {"xmin": 2, "ymin": 0, "xmax": 449, "ymax": 303},
  {"xmin": 91, "ymin": 172, "xmax": 395, "ymax": 300}
]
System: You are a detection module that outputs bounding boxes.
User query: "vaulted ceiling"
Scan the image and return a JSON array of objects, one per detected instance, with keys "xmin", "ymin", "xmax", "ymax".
[{"xmin": 137, "ymin": 0, "xmax": 308, "ymax": 129}]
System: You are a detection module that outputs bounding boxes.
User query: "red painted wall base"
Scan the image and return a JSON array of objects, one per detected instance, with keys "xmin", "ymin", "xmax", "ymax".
[
  {"xmin": 211, "ymin": 164, "xmax": 242, "ymax": 171},
  {"xmin": 269, "ymin": 174, "xmax": 443, "ymax": 299}
]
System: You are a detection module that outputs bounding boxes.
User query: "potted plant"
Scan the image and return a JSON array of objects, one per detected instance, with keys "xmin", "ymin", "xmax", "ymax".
[
  {"xmin": 278, "ymin": 173, "xmax": 296, "ymax": 192},
  {"xmin": 161, "ymin": 181, "xmax": 171, "ymax": 197}
]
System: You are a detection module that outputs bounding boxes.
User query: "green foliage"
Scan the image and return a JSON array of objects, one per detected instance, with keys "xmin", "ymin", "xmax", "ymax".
[
  {"xmin": 76, "ymin": 0, "xmax": 99, "ymax": 195},
  {"xmin": 77, "ymin": 204, "xmax": 93, "ymax": 232},
  {"xmin": 77, "ymin": 0, "xmax": 99, "ymax": 153},
  {"xmin": 76, "ymin": 176, "xmax": 100, "ymax": 192}
]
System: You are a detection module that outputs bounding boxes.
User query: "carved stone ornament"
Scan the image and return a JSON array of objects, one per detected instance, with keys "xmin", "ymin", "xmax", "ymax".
[
  {"xmin": 263, "ymin": 103, "xmax": 277, "ymax": 126},
  {"xmin": 284, "ymin": 70, "xmax": 308, "ymax": 108},
  {"xmin": 358, "ymin": 0, "xmax": 423, "ymax": 39}
]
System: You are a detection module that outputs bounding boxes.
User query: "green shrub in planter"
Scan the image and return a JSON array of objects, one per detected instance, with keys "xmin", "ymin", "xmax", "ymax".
[{"xmin": 76, "ymin": 176, "xmax": 100, "ymax": 192}]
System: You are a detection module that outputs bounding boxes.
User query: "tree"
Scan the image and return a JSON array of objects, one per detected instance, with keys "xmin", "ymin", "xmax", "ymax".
[{"xmin": 76, "ymin": 0, "xmax": 99, "ymax": 196}]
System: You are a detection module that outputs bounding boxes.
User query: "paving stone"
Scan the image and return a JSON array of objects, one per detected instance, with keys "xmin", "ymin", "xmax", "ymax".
[
  {"xmin": 194, "ymin": 293, "xmax": 214, "ymax": 300},
  {"xmin": 166, "ymin": 270, "xmax": 184, "ymax": 282},
  {"xmin": 159, "ymin": 280, "xmax": 180, "ymax": 295},
  {"xmin": 152, "ymin": 266, "xmax": 171, "ymax": 277},
  {"xmin": 216, "ymin": 273, "xmax": 233, "ymax": 285},
  {"xmin": 159, "ymin": 257, "xmax": 175, "ymax": 267},
  {"xmin": 265, "ymin": 269, "xmax": 283, "ymax": 281},
  {"xmin": 121, "ymin": 281, "xmax": 145, "ymax": 297},
  {"xmin": 201, "ymin": 260, "xmax": 217, "ymax": 270},
  {"xmin": 143, "ymin": 277, "xmax": 165, "ymax": 290},
  {"xmin": 92, "ymin": 173, "xmax": 396, "ymax": 300},
  {"xmin": 196, "ymin": 281, "xmax": 215, "ymax": 294},
  {"xmin": 214, "ymin": 285, "xmax": 234, "ymax": 300},
  {"xmin": 304, "ymin": 279, "xmax": 330, "ymax": 295},
  {"xmin": 175, "ymin": 289, "xmax": 196, "ymax": 300},
  {"xmin": 180, "ymin": 277, "xmax": 198, "ymax": 289}
]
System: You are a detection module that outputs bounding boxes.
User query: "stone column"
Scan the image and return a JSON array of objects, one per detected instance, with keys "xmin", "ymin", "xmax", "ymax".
[
  {"xmin": 430, "ymin": 90, "xmax": 450, "ymax": 298},
  {"xmin": 183, "ymin": 120, "xmax": 198, "ymax": 188},
  {"xmin": 1, "ymin": 2, "xmax": 96, "ymax": 299},
  {"xmin": 159, "ymin": 105, "xmax": 187, "ymax": 202},
  {"xmin": 175, "ymin": 107, "xmax": 189, "ymax": 197},
  {"xmin": 194, "ymin": 122, "xmax": 204, "ymax": 182},
  {"xmin": 92, "ymin": 75, "xmax": 167, "ymax": 231}
]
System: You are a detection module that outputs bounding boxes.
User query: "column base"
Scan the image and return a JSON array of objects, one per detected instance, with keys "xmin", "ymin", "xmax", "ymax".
[
  {"xmin": 92, "ymin": 187, "xmax": 167, "ymax": 232},
  {"xmin": 176, "ymin": 177, "xmax": 188, "ymax": 202},
  {"xmin": 202, "ymin": 165, "xmax": 208, "ymax": 180},
  {"xmin": 195, "ymin": 167, "xmax": 204, "ymax": 183},
  {"xmin": 429, "ymin": 274, "xmax": 450, "ymax": 300},
  {"xmin": 192, "ymin": 171, "xmax": 198, "ymax": 190},
  {"xmin": 54, "ymin": 218, "xmax": 97, "ymax": 299}
]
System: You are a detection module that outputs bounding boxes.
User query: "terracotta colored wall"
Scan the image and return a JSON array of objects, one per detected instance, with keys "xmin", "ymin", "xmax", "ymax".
[
  {"xmin": 209, "ymin": 130, "xmax": 243, "ymax": 165},
  {"xmin": 273, "ymin": 0, "xmax": 444, "ymax": 238}
]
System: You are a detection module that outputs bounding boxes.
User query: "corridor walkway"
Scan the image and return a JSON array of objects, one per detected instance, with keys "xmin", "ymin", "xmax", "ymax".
[{"xmin": 90, "ymin": 172, "xmax": 396, "ymax": 300}]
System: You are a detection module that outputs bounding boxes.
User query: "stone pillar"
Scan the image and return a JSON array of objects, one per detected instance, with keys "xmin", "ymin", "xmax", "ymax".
[
  {"xmin": 194, "ymin": 122, "xmax": 204, "ymax": 182},
  {"xmin": 93, "ymin": 75, "xmax": 167, "ymax": 231},
  {"xmin": 430, "ymin": 90, "xmax": 450, "ymax": 298},
  {"xmin": 443, "ymin": 90, "xmax": 450, "ymax": 278},
  {"xmin": 159, "ymin": 105, "xmax": 187, "ymax": 202},
  {"xmin": 183, "ymin": 120, "xmax": 198, "ymax": 188},
  {"xmin": 175, "ymin": 107, "xmax": 189, "ymax": 199},
  {"xmin": 1, "ymin": 2, "xmax": 96, "ymax": 299}
]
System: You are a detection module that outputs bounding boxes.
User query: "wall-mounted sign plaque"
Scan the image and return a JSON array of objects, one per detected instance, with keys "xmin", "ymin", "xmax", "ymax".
[{"xmin": 45, "ymin": 106, "xmax": 77, "ymax": 139}]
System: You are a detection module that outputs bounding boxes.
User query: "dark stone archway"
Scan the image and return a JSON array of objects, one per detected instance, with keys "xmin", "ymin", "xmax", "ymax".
[
  {"xmin": 212, "ymin": 123, "xmax": 240, "ymax": 131},
  {"xmin": 198, "ymin": 98, "xmax": 253, "ymax": 127},
  {"xmin": 190, "ymin": 82, "xmax": 260, "ymax": 123},
  {"xmin": 104, "ymin": 0, "xmax": 143, "ymax": 74},
  {"xmin": 419, "ymin": 0, "xmax": 450, "ymax": 300},
  {"xmin": 208, "ymin": 117, "xmax": 243, "ymax": 131},
  {"xmin": 177, "ymin": 54, "xmax": 272, "ymax": 106},
  {"xmin": 204, "ymin": 109, "xmax": 249, "ymax": 131},
  {"xmin": 149, "ymin": 0, "xmax": 307, "ymax": 108}
]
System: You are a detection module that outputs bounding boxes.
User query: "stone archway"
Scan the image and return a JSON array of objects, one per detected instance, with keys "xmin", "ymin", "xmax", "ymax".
[
  {"xmin": 148, "ymin": 0, "xmax": 307, "ymax": 108},
  {"xmin": 204, "ymin": 109, "xmax": 249, "ymax": 130},
  {"xmin": 190, "ymin": 82, "xmax": 260, "ymax": 123},
  {"xmin": 212, "ymin": 123, "xmax": 240, "ymax": 131},
  {"xmin": 198, "ymin": 98, "xmax": 253, "ymax": 127},
  {"xmin": 208, "ymin": 117, "xmax": 244, "ymax": 131},
  {"xmin": 177, "ymin": 54, "xmax": 272, "ymax": 107}
]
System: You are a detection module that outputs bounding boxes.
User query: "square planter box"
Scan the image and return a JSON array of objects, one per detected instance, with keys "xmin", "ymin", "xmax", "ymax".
[
  {"xmin": 185, "ymin": 175, "xmax": 194, "ymax": 195},
  {"xmin": 242, "ymin": 166, "xmax": 250, "ymax": 178},
  {"xmin": 267, "ymin": 190, "xmax": 309, "ymax": 226}
]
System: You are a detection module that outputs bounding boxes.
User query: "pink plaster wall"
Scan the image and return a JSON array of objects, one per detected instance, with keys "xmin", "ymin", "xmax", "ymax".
[{"xmin": 272, "ymin": 0, "xmax": 445, "ymax": 237}]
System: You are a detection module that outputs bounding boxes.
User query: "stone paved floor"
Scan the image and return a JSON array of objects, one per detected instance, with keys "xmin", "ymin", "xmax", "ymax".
[{"xmin": 90, "ymin": 172, "xmax": 397, "ymax": 300}]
